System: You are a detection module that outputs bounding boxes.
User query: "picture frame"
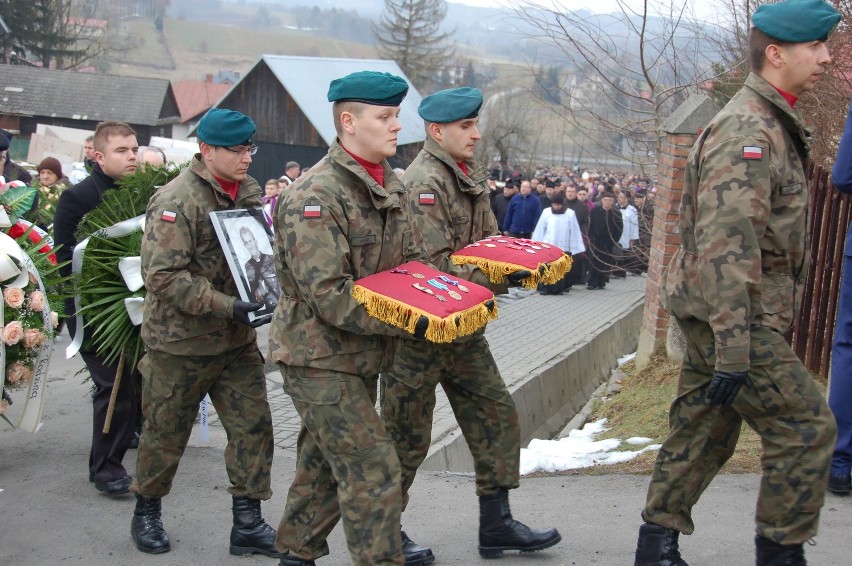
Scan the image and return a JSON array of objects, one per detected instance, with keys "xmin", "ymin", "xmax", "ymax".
[{"xmin": 209, "ymin": 208, "xmax": 280, "ymax": 324}]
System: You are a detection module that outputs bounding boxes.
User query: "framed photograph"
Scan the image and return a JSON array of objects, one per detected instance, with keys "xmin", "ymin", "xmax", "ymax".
[{"xmin": 209, "ymin": 208, "xmax": 280, "ymax": 324}]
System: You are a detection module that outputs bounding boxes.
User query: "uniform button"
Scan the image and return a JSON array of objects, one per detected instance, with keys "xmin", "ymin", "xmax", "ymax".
[{"xmin": 308, "ymin": 348, "xmax": 314, "ymax": 355}]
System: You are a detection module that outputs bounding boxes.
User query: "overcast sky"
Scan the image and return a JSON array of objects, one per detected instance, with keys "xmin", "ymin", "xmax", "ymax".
[{"xmin": 453, "ymin": 0, "xmax": 725, "ymax": 23}]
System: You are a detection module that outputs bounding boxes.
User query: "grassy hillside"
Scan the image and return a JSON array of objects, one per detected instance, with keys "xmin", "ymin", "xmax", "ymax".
[{"xmin": 109, "ymin": 15, "xmax": 378, "ymax": 81}]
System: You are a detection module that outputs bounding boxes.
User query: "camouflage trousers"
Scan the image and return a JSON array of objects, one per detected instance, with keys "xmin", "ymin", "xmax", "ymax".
[
  {"xmin": 276, "ymin": 365, "xmax": 403, "ymax": 565},
  {"xmin": 642, "ymin": 318, "xmax": 837, "ymax": 544},
  {"xmin": 132, "ymin": 343, "xmax": 274, "ymax": 500},
  {"xmin": 381, "ymin": 335, "xmax": 520, "ymax": 502}
]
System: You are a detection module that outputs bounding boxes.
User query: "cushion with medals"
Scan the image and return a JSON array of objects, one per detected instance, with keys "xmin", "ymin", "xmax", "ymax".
[
  {"xmin": 352, "ymin": 261, "xmax": 497, "ymax": 343},
  {"xmin": 450, "ymin": 237, "xmax": 572, "ymax": 289}
]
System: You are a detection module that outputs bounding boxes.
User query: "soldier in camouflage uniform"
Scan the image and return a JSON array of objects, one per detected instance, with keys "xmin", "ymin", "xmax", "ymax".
[
  {"xmin": 634, "ymin": 2, "xmax": 840, "ymax": 565},
  {"xmin": 130, "ymin": 109, "xmax": 280, "ymax": 558},
  {"xmin": 381, "ymin": 88, "xmax": 561, "ymax": 562},
  {"xmin": 269, "ymin": 72, "xmax": 430, "ymax": 566}
]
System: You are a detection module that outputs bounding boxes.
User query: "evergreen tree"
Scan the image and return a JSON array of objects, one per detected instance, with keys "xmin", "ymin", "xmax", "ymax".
[
  {"xmin": 0, "ymin": 0, "xmax": 133, "ymax": 69},
  {"xmin": 27, "ymin": 0, "xmax": 86, "ymax": 68},
  {"xmin": 372, "ymin": 0, "xmax": 455, "ymax": 92},
  {"xmin": 465, "ymin": 59, "xmax": 477, "ymax": 88}
]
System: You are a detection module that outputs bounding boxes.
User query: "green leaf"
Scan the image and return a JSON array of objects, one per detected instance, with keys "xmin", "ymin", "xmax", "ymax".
[
  {"xmin": 75, "ymin": 164, "xmax": 182, "ymax": 369},
  {"xmin": 0, "ymin": 184, "xmax": 37, "ymax": 223}
]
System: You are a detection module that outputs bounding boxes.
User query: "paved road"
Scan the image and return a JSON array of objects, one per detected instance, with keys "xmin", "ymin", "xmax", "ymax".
[{"xmin": 2, "ymin": 275, "xmax": 850, "ymax": 565}]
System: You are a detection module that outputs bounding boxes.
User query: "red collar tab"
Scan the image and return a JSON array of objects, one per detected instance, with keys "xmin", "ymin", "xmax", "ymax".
[
  {"xmin": 343, "ymin": 146, "xmax": 385, "ymax": 187},
  {"xmin": 213, "ymin": 175, "xmax": 240, "ymax": 200},
  {"xmin": 772, "ymin": 85, "xmax": 798, "ymax": 108}
]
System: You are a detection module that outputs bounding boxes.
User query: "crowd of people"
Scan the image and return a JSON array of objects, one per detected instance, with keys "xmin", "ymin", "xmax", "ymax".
[
  {"xmin": 487, "ymin": 168, "xmax": 655, "ymax": 293},
  {"xmin": 3, "ymin": 2, "xmax": 848, "ymax": 566}
]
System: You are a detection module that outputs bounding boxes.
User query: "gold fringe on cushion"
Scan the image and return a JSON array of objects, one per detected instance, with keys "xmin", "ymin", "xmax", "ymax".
[
  {"xmin": 451, "ymin": 253, "xmax": 573, "ymax": 290},
  {"xmin": 352, "ymin": 285, "xmax": 499, "ymax": 343}
]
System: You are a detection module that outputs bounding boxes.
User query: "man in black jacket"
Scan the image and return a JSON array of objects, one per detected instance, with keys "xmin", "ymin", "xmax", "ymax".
[
  {"xmin": 586, "ymin": 191, "xmax": 623, "ymax": 290},
  {"xmin": 54, "ymin": 121, "xmax": 140, "ymax": 496}
]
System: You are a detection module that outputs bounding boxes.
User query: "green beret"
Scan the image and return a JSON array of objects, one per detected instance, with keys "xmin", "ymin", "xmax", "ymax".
[
  {"xmin": 752, "ymin": 0, "xmax": 841, "ymax": 42},
  {"xmin": 418, "ymin": 87, "xmax": 483, "ymax": 123},
  {"xmin": 197, "ymin": 108, "xmax": 256, "ymax": 147},
  {"xmin": 327, "ymin": 71, "xmax": 409, "ymax": 106}
]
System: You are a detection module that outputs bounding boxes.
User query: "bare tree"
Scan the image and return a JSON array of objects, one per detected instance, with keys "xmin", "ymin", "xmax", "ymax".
[
  {"xmin": 511, "ymin": 0, "xmax": 721, "ymax": 176},
  {"xmin": 707, "ymin": 0, "xmax": 852, "ymax": 165},
  {"xmin": 477, "ymin": 88, "xmax": 537, "ymax": 169},
  {"xmin": 373, "ymin": 0, "xmax": 455, "ymax": 92}
]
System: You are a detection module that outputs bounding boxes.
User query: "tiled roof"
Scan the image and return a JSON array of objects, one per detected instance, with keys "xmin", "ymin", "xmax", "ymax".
[
  {"xmin": 172, "ymin": 79, "xmax": 232, "ymax": 123},
  {"xmin": 0, "ymin": 66, "xmax": 180, "ymax": 126}
]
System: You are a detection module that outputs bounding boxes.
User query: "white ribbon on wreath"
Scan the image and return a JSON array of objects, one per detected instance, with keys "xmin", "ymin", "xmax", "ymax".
[
  {"xmin": 0, "ymin": 232, "xmax": 55, "ymax": 433},
  {"xmin": 66, "ymin": 215, "xmax": 210, "ymax": 442},
  {"xmin": 67, "ymin": 215, "xmax": 146, "ymax": 359}
]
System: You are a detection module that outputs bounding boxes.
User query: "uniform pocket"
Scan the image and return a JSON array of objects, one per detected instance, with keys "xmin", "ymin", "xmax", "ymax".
[
  {"xmin": 757, "ymin": 272, "xmax": 794, "ymax": 330},
  {"xmin": 282, "ymin": 374, "xmax": 341, "ymax": 405}
]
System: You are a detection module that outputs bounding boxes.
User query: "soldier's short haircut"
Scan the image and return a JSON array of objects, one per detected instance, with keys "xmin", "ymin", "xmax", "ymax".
[
  {"xmin": 332, "ymin": 101, "xmax": 366, "ymax": 136},
  {"xmin": 749, "ymin": 26, "xmax": 791, "ymax": 73},
  {"xmin": 93, "ymin": 121, "xmax": 136, "ymax": 152},
  {"xmin": 285, "ymin": 161, "xmax": 300, "ymax": 170}
]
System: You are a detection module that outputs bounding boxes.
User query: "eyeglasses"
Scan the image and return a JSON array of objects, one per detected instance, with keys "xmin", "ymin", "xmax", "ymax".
[{"xmin": 222, "ymin": 145, "xmax": 258, "ymax": 156}]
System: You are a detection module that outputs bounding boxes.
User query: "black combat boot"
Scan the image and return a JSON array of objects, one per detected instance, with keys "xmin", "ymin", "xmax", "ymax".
[
  {"xmin": 478, "ymin": 489, "xmax": 562, "ymax": 558},
  {"xmin": 230, "ymin": 496, "xmax": 282, "ymax": 557},
  {"xmin": 278, "ymin": 553, "xmax": 316, "ymax": 566},
  {"xmin": 402, "ymin": 531, "xmax": 435, "ymax": 565},
  {"xmin": 131, "ymin": 494, "xmax": 170, "ymax": 554},
  {"xmin": 755, "ymin": 536, "xmax": 806, "ymax": 566},
  {"xmin": 634, "ymin": 522, "xmax": 688, "ymax": 566}
]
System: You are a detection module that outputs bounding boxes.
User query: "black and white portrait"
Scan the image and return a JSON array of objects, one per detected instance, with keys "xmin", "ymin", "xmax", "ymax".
[{"xmin": 209, "ymin": 208, "xmax": 280, "ymax": 323}]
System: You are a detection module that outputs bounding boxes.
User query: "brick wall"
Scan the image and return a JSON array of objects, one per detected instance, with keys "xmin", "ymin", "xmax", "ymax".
[{"xmin": 636, "ymin": 94, "xmax": 718, "ymax": 368}]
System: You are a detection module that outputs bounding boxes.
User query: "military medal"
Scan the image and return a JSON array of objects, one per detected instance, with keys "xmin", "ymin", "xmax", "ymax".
[
  {"xmin": 506, "ymin": 244, "xmax": 524, "ymax": 251},
  {"xmin": 438, "ymin": 275, "xmax": 470, "ymax": 294},
  {"xmin": 427, "ymin": 278, "xmax": 449, "ymax": 291},
  {"xmin": 390, "ymin": 268, "xmax": 411, "ymax": 275},
  {"xmin": 413, "ymin": 283, "xmax": 434, "ymax": 295},
  {"xmin": 412, "ymin": 273, "xmax": 426, "ymax": 279},
  {"xmin": 525, "ymin": 249, "xmax": 536, "ymax": 254},
  {"xmin": 435, "ymin": 294, "xmax": 448, "ymax": 302},
  {"xmin": 484, "ymin": 243, "xmax": 497, "ymax": 248},
  {"xmin": 448, "ymin": 290, "xmax": 462, "ymax": 301}
]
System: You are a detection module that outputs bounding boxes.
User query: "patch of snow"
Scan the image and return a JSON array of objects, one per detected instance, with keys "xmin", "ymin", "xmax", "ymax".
[
  {"xmin": 520, "ymin": 418, "xmax": 661, "ymax": 474},
  {"xmin": 617, "ymin": 351, "xmax": 637, "ymax": 366}
]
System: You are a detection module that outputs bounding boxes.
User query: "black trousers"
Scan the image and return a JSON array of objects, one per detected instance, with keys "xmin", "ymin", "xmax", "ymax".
[{"xmin": 81, "ymin": 350, "xmax": 138, "ymax": 483}]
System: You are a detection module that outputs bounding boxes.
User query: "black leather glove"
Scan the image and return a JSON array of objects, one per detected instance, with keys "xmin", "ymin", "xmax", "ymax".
[
  {"xmin": 506, "ymin": 270, "xmax": 531, "ymax": 287},
  {"xmin": 484, "ymin": 299, "xmax": 495, "ymax": 313},
  {"xmin": 413, "ymin": 315, "xmax": 429, "ymax": 340},
  {"xmin": 233, "ymin": 300, "xmax": 266, "ymax": 328},
  {"xmin": 706, "ymin": 370, "xmax": 750, "ymax": 407}
]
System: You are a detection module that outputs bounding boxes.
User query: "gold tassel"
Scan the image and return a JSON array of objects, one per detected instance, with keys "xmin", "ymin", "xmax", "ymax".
[
  {"xmin": 352, "ymin": 285, "xmax": 499, "ymax": 343},
  {"xmin": 451, "ymin": 253, "xmax": 573, "ymax": 290}
]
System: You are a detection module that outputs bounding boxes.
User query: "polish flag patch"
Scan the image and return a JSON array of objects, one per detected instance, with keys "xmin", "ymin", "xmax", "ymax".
[
  {"xmin": 419, "ymin": 192, "xmax": 436, "ymax": 205},
  {"xmin": 303, "ymin": 204, "xmax": 322, "ymax": 218},
  {"xmin": 742, "ymin": 146, "xmax": 764, "ymax": 160},
  {"xmin": 161, "ymin": 210, "xmax": 177, "ymax": 223}
]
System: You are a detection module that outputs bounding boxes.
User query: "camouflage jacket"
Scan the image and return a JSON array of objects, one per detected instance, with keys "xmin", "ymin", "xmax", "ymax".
[
  {"xmin": 402, "ymin": 137, "xmax": 507, "ymax": 294},
  {"xmin": 662, "ymin": 73, "xmax": 810, "ymax": 372},
  {"xmin": 268, "ymin": 140, "xmax": 425, "ymax": 376},
  {"xmin": 141, "ymin": 155, "xmax": 261, "ymax": 356}
]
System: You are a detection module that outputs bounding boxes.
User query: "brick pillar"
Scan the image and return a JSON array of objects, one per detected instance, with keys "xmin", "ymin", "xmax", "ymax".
[{"xmin": 636, "ymin": 94, "xmax": 719, "ymax": 369}]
